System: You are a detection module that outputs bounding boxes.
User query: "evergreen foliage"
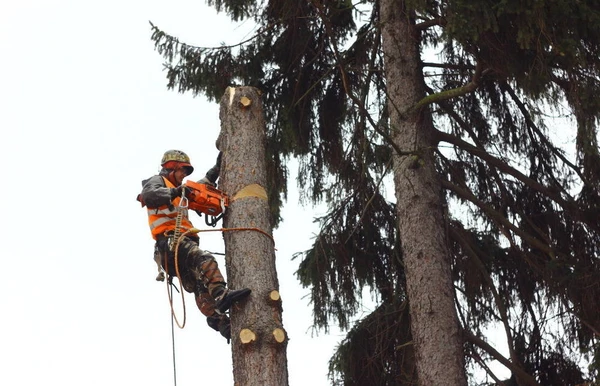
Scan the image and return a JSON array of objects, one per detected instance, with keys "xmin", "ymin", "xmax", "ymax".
[
  {"xmin": 328, "ymin": 298, "xmax": 416, "ymax": 385},
  {"xmin": 151, "ymin": 0, "xmax": 600, "ymax": 384}
]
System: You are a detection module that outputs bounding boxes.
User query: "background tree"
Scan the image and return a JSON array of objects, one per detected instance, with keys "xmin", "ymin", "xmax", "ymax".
[{"xmin": 151, "ymin": 0, "xmax": 600, "ymax": 384}]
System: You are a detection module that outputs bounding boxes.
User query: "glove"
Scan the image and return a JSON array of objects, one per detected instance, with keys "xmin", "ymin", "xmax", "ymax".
[
  {"xmin": 198, "ymin": 177, "xmax": 216, "ymax": 187},
  {"xmin": 203, "ymin": 152, "xmax": 222, "ymax": 185},
  {"xmin": 170, "ymin": 185, "xmax": 192, "ymax": 199}
]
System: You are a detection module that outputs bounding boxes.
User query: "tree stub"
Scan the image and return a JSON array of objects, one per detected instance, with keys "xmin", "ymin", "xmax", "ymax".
[
  {"xmin": 240, "ymin": 96, "xmax": 252, "ymax": 107},
  {"xmin": 239, "ymin": 328, "xmax": 257, "ymax": 344},
  {"xmin": 272, "ymin": 328, "xmax": 286, "ymax": 343},
  {"xmin": 268, "ymin": 290, "xmax": 281, "ymax": 302}
]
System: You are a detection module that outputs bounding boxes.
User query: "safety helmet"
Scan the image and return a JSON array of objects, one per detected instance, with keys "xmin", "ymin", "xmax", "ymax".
[{"xmin": 161, "ymin": 149, "xmax": 194, "ymax": 175}]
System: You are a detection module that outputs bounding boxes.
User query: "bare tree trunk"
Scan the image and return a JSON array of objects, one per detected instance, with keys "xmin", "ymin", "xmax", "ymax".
[
  {"xmin": 379, "ymin": 1, "xmax": 468, "ymax": 385},
  {"xmin": 217, "ymin": 86, "xmax": 289, "ymax": 386}
]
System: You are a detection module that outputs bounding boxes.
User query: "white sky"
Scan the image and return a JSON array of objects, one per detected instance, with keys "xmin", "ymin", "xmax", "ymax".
[{"xmin": 0, "ymin": 1, "xmax": 348, "ymax": 385}]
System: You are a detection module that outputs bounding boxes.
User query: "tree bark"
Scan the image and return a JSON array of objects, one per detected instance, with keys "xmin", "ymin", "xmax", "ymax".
[
  {"xmin": 379, "ymin": 1, "xmax": 468, "ymax": 385},
  {"xmin": 217, "ymin": 86, "xmax": 289, "ymax": 386}
]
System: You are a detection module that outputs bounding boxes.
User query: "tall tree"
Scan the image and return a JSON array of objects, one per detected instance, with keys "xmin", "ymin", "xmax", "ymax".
[
  {"xmin": 151, "ymin": 0, "xmax": 600, "ymax": 384},
  {"xmin": 380, "ymin": 1, "xmax": 467, "ymax": 384},
  {"xmin": 218, "ymin": 86, "xmax": 288, "ymax": 386}
]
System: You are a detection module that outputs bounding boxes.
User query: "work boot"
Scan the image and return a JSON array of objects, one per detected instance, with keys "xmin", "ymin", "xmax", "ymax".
[
  {"xmin": 206, "ymin": 314, "xmax": 231, "ymax": 343},
  {"xmin": 213, "ymin": 288, "xmax": 252, "ymax": 314}
]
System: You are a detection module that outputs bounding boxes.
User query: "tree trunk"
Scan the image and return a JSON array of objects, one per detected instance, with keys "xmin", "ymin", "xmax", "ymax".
[
  {"xmin": 379, "ymin": 1, "xmax": 468, "ymax": 385},
  {"xmin": 217, "ymin": 86, "xmax": 289, "ymax": 386}
]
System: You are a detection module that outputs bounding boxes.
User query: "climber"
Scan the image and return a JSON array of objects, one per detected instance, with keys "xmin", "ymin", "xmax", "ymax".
[{"xmin": 137, "ymin": 149, "xmax": 251, "ymax": 341}]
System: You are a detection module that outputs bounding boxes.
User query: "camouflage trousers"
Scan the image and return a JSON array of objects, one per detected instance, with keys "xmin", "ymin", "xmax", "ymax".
[{"xmin": 154, "ymin": 235, "xmax": 221, "ymax": 314}]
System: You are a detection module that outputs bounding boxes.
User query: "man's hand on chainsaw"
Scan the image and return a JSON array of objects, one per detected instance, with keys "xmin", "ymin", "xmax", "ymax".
[
  {"xmin": 170, "ymin": 185, "xmax": 193, "ymax": 199},
  {"xmin": 198, "ymin": 177, "xmax": 216, "ymax": 187}
]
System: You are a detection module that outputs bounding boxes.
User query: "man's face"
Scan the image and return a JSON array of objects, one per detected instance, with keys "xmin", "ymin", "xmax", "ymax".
[{"xmin": 173, "ymin": 168, "xmax": 188, "ymax": 186}]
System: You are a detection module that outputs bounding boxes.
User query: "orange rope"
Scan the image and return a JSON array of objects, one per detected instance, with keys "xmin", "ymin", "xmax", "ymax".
[{"xmin": 195, "ymin": 227, "xmax": 276, "ymax": 248}]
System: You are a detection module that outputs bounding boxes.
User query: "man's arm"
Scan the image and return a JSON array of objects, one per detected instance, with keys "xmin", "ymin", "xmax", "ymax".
[
  {"xmin": 198, "ymin": 152, "xmax": 222, "ymax": 185},
  {"xmin": 141, "ymin": 175, "xmax": 175, "ymax": 208}
]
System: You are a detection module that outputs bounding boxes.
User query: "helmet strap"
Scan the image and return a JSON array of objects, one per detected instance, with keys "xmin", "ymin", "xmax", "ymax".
[{"xmin": 167, "ymin": 170, "xmax": 179, "ymax": 186}]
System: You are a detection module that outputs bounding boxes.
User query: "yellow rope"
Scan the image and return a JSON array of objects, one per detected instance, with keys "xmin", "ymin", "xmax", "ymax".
[
  {"xmin": 164, "ymin": 230, "xmax": 191, "ymax": 329},
  {"xmin": 164, "ymin": 193, "xmax": 193, "ymax": 330}
]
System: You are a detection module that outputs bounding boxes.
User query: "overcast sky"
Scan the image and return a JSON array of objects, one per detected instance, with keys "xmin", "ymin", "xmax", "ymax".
[{"xmin": 0, "ymin": 1, "xmax": 349, "ymax": 385}]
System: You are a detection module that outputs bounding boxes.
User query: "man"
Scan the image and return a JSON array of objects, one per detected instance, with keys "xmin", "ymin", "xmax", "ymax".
[{"xmin": 138, "ymin": 149, "xmax": 251, "ymax": 342}]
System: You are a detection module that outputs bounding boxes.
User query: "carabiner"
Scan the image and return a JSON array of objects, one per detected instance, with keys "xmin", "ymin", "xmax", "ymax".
[{"xmin": 179, "ymin": 194, "xmax": 189, "ymax": 209}]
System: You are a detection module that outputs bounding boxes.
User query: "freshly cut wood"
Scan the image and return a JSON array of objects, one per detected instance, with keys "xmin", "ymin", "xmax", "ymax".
[
  {"xmin": 240, "ymin": 328, "xmax": 257, "ymax": 344},
  {"xmin": 240, "ymin": 96, "xmax": 252, "ymax": 107},
  {"xmin": 272, "ymin": 328, "xmax": 286, "ymax": 343},
  {"xmin": 268, "ymin": 290, "xmax": 280, "ymax": 302}
]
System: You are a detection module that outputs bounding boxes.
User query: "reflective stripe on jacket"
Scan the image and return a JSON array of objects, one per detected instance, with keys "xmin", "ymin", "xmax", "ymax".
[{"xmin": 147, "ymin": 177, "xmax": 193, "ymax": 240}]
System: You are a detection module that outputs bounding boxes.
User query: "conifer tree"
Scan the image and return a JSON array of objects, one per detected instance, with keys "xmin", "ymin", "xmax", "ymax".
[
  {"xmin": 151, "ymin": 1, "xmax": 600, "ymax": 384},
  {"xmin": 218, "ymin": 86, "xmax": 288, "ymax": 386}
]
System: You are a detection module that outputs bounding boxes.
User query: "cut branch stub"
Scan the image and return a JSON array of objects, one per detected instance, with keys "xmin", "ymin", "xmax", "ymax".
[
  {"xmin": 267, "ymin": 289, "xmax": 283, "ymax": 312},
  {"xmin": 240, "ymin": 328, "xmax": 257, "ymax": 345},
  {"xmin": 240, "ymin": 96, "xmax": 252, "ymax": 108},
  {"xmin": 272, "ymin": 328, "xmax": 286, "ymax": 344},
  {"xmin": 268, "ymin": 290, "xmax": 281, "ymax": 303}
]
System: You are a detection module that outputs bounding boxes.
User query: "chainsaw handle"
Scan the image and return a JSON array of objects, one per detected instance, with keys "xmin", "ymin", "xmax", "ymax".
[{"xmin": 205, "ymin": 213, "xmax": 223, "ymax": 227}]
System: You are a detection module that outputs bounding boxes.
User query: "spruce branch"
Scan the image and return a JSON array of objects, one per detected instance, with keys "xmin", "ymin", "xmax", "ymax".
[
  {"xmin": 309, "ymin": 0, "xmax": 412, "ymax": 159},
  {"xmin": 434, "ymin": 108, "xmax": 556, "ymax": 247},
  {"xmin": 464, "ymin": 330, "xmax": 542, "ymax": 386},
  {"xmin": 344, "ymin": 156, "xmax": 393, "ymax": 244},
  {"xmin": 436, "ymin": 130, "xmax": 583, "ymax": 219},
  {"xmin": 411, "ymin": 60, "xmax": 484, "ymax": 114},
  {"xmin": 415, "ymin": 17, "xmax": 446, "ymax": 30},
  {"xmin": 468, "ymin": 348, "xmax": 507, "ymax": 386},
  {"xmin": 449, "ymin": 224, "xmax": 521, "ymax": 374},
  {"xmin": 149, "ymin": 20, "xmax": 276, "ymax": 52},
  {"xmin": 441, "ymin": 178, "xmax": 566, "ymax": 260},
  {"xmin": 501, "ymin": 81, "xmax": 587, "ymax": 183},
  {"xmin": 422, "ymin": 62, "xmax": 476, "ymax": 71}
]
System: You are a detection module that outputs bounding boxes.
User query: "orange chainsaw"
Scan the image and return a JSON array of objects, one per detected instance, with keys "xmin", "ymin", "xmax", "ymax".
[{"xmin": 184, "ymin": 180, "xmax": 230, "ymax": 227}]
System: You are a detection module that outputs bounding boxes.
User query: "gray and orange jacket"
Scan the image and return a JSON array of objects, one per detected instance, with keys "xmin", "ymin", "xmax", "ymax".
[{"xmin": 138, "ymin": 175, "xmax": 194, "ymax": 240}]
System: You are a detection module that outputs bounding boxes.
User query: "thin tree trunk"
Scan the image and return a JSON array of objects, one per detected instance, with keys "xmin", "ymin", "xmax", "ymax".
[
  {"xmin": 217, "ymin": 86, "xmax": 289, "ymax": 386},
  {"xmin": 379, "ymin": 1, "xmax": 468, "ymax": 385}
]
